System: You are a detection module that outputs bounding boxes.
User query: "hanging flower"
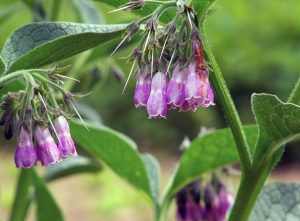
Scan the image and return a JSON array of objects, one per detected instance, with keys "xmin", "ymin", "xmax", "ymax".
[
  {"xmin": 55, "ymin": 116, "xmax": 77, "ymax": 158},
  {"xmin": 14, "ymin": 127, "xmax": 38, "ymax": 169},
  {"xmin": 35, "ymin": 126, "xmax": 61, "ymax": 166},
  {"xmin": 147, "ymin": 72, "xmax": 168, "ymax": 119}
]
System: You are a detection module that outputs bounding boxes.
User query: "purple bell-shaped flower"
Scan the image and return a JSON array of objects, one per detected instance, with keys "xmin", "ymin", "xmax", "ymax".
[
  {"xmin": 185, "ymin": 62, "xmax": 215, "ymax": 108},
  {"xmin": 147, "ymin": 72, "xmax": 168, "ymax": 119},
  {"xmin": 134, "ymin": 67, "xmax": 151, "ymax": 108},
  {"xmin": 35, "ymin": 126, "xmax": 61, "ymax": 166},
  {"xmin": 167, "ymin": 65, "xmax": 188, "ymax": 108},
  {"xmin": 14, "ymin": 127, "xmax": 38, "ymax": 169},
  {"xmin": 55, "ymin": 116, "xmax": 77, "ymax": 158}
]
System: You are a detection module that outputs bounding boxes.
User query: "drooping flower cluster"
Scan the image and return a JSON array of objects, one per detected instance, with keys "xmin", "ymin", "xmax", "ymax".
[
  {"xmin": 111, "ymin": 1, "xmax": 215, "ymax": 119},
  {"xmin": 175, "ymin": 178, "xmax": 234, "ymax": 221},
  {"xmin": 0, "ymin": 65, "xmax": 87, "ymax": 169}
]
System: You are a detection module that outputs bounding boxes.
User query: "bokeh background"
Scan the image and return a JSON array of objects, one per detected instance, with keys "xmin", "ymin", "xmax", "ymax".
[{"xmin": 0, "ymin": 0, "xmax": 300, "ymax": 220}]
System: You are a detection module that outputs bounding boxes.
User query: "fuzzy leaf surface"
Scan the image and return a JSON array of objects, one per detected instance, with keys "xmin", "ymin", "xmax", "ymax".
[
  {"xmin": 167, "ymin": 125, "xmax": 258, "ymax": 197},
  {"xmin": 249, "ymin": 182, "xmax": 300, "ymax": 221},
  {"xmin": 44, "ymin": 156, "xmax": 102, "ymax": 182},
  {"xmin": 141, "ymin": 153, "xmax": 161, "ymax": 205},
  {"xmin": 70, "ymin": 122, "xmax": 157, "ymax": 206},
  {"xmin": 252, "ymin": 93, "xmax": 300, "ymax": 166},
  {"xmin": 1, "ymin": 23, "xmax": 128, "ymax": 73}
]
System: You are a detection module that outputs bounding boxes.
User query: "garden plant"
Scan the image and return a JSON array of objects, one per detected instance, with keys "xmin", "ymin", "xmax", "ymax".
[{"xmin": 0, "ymin": 0, "xmax": 300, "ymax": 221}]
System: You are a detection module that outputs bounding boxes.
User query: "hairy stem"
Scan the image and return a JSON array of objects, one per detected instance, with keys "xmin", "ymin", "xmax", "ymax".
[
  {"xmin": 0, "ymin": 71, "xmax": 25, "ymax": 85},
  {"xmin": 199, "ymin": 23, "xmax": 252, "ymax": 175}
]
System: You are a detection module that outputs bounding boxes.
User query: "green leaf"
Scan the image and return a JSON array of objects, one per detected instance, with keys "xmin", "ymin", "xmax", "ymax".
[
  {"xmin": 76, "ymin": 102, "xmax": 103, "ymax": 124},
  {"xmin": 0, "ymin": 56, "xmax": 6, "ymax": 77},
  {"xmin": 44, "ymin": 156, "xmax": 102, "ymax": 182},
  {"xmin": 71, "ymin": 0, "xmax": 103, "ymax": 24},
  {"xmin": 252, "ymin": 93, "xmax": 300, "ymax": 166},
  {"xmin": 1, "ymin": 23, "xmax": 128, "ymax": 74},
  {"xmin": 193, "ymin": 0, "xmax": 217, "ymax": 23},
  {"xmin": 141, "ymin": 153, "xmax": 161, "ymax": 205},
  {"xmin": 249, "ymin": 182, "xmax": 300, "ymax": 221},
  {"xmin": 31, "ymin": 168, "xmax": 64, "ymax": 221},
  {"xmin": 9, "ymin": 169, "xmax": 31, "ymax": 221},
  {"xmin": 167, "ymin": 125, "xmax": 258, "ymax": 197},
  {"xmin": 69, "ymin": 122, "xmax": 156, "ymax": 206}
]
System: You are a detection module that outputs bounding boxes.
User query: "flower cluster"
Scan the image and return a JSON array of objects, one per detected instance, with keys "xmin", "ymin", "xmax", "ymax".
[
  {"xmin": 14, "ymin": 116, "xmax": 77, "ymax": 168},
  {"xmin": 175, "ymin": 178, "xmax": 234, "ymax": 221},
  {"xmin": 112, "ymin": 1, "xmax": 214, "ymax": 119},
  {"xmin": 0, "ymin": 65, "xmax": 87, "ymax": 169}
]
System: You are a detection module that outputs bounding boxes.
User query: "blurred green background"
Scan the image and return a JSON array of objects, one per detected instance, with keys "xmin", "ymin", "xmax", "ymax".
[{"xmin": 0, "ymin": 0, "xmax": 300, "ymax": 220}]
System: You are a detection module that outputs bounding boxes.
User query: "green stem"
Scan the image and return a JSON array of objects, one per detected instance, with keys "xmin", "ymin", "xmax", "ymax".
[
  {"xmin": 288, "ymin": 76, "xmax": 300, "ymax": 104},
  {"xmin": 199, "ymin": 24, "xmax": 252, "ymax": 175},
  {"xmin": 0, "ymin": 71, "xmax": 25, "ymax": 85},
  {"xmin": 50, "ymin": 0, "xmax": 62, "ymax": 22},
  {"xmin": 152, "ymin": 1, "xmax": 177, "ymax": 18},
  {"xmin": 145, "ymin": 0, "xmax": 176, "ymax": 4},
  {"xmin": 31, "ymin": 72, "xmax": 66, "ymax": 95},
  {"xmin": 44, "ymin": 83, "xmax": 59, "ymax": 108}
]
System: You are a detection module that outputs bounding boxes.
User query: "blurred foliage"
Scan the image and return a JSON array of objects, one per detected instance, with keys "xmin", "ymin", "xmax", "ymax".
[{"xmin": 0, "ymin": 0, "xmax": 299, "ymax": 153}]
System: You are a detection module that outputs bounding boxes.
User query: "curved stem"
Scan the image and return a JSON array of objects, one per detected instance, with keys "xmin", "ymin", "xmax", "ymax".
[
  {"xmin": 199, "ymin": 24, "xmax": 252, "ymax": 175},
  {"xmin": 0, "ymin": 71, "xmax": 25, "ymax": 85}
]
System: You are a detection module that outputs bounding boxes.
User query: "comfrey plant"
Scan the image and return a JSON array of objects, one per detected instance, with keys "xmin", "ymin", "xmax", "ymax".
[
  {"xmin": 112, "ymin": 1, "xmax": 214, "ymax": 118},
  {"xmin": 1, "ymin": 0, "xmax": 300, "ymax": 221},
  {"xmin": 0, "ymin": 65, "xmax": 88, "ymax": 169}
]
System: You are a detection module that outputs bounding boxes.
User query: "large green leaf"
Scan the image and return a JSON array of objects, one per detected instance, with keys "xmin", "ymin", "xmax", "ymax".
[
  {"xmin": 44, "ymin": 156, "xmax": 103, "ymax": 182},
  {"xmin": 167, "ymin": 125, "xmax": 258, "ymax": 197},
  {"xmin": 69, "ymin": 122, "xmax": 157, "ymax": 206},
  {"xmin": 1, "ymin": 23, "xmax": 128, "ymax": 74},
  {"xmin": 249, "ymin": 182, "xmax": 300, "ymax": 221},
  {"xmin": 94, "ymin": 0, "xmax": 216, "ymax": 25},
  {"xmin": 9, "ymin": 169, "xmax": 31, "ymax": 221},
  {"xmin": 141, "ymin": 153, "xmax": 161, "ymax": 205},
  {"xmin": 252, "ymin": 93, "xmax": 300, "ymax": 166},
  {"xmin": 71, "ymin": 0, "xmax": 103, "ymax": 24},
  {"xmin": 31, "ymin": 168, "xmax": 64, "ymax": 221}
]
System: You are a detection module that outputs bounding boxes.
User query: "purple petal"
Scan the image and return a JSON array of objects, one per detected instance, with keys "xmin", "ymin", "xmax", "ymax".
[
  {"xmin": 35, "ymin": 126, "xmax": 61, "ymax": 166},
  {"xmin": 55, "ymin": 116, "xmax": 77, "ymax": 158},
  {"xmin": 167, "ymin": 65, "xmax": 188, "ymax": 107},
  {"xmin": 147, "ymin": 72, "xmax": 168, "ymax": 119},
  {"xmin": 134, "ymin": 67, "xmax": 151, "ymax": 108},
  {"xmin": 14, "ymin": 127, "xmax": 38, "ymax": 169}
]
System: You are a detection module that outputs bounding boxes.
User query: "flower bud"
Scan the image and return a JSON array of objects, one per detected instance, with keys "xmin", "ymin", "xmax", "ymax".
[
  {"xmin": 55, "ymin": 116, "xmax": 77, "ymax": 158},
  {"xmin": 35, "ymin": 126, "xmax": 61, "ymax": 166},
  {"xmin": 14, "ymin": 127, "xmax": 38, "ymax": 169}
]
